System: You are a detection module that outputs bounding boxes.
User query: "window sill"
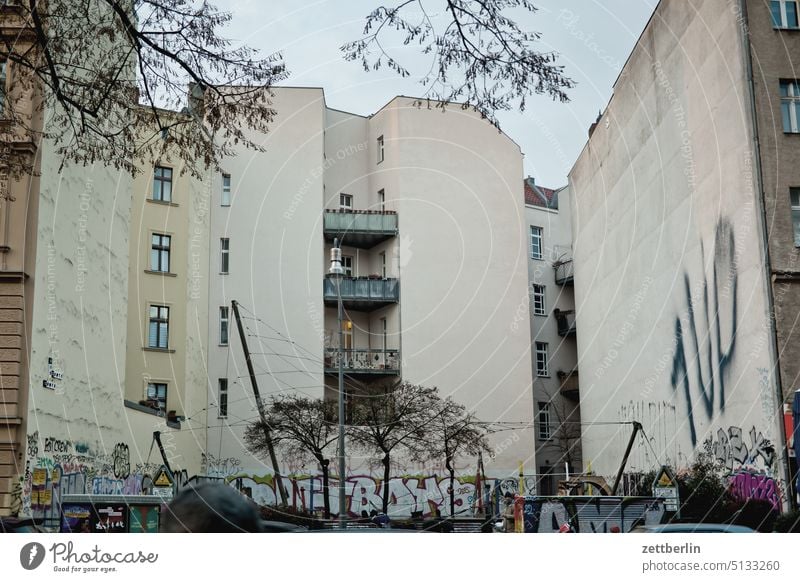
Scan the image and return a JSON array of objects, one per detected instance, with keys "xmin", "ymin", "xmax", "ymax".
[
  {"xmin": 147, "ymin": 199, "xmax": 179, "ymax": 207},
  {"xmin": 143, "ymin": 347, "xmax": 176, "ymax": 353},
  {"xmin": 537, "ymin": 375, "xmax": 551, "ymax": 379},
  {"xmin": 531, "ymin": 257, "xmax": 544, "ymax": 261},
  {"xmin": 219, "ymin": 343, "xmax": 229, "ymax": 347},
  {"xmin": 219, "ymin": 272, "xmax": 229, "ymax": 276},
  {"xmin": 533, "ymin": 312, "xmax": 547, "ymax": 317},
  {"xmin": 123, "ymin": 400, "xmax": 181, "ymax": 429},
  {"xmin": 144, "ymin": 270, "xmax": 177, "ymax": 277}
]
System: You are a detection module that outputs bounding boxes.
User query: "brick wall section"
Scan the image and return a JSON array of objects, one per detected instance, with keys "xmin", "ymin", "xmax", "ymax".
[{"xmin": 746, "ymin": 0, "xmax": 800, "ymax": 396}]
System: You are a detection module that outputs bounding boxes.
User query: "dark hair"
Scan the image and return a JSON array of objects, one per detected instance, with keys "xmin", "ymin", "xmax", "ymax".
[{"xmin": 162, "ymin": 481, "xmax": 262, "ymax": 533}]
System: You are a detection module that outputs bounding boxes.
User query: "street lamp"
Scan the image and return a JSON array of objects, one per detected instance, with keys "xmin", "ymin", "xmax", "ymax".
[{"xmin": 329, "ymin": 238, "xmax": 347, "ymax": 528}]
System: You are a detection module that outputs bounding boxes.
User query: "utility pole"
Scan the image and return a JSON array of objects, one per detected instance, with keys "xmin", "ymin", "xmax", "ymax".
[
  {"xmin": 329, "ymin": 239, "xmax": 347, "ymax": 528},
  {"xmin": 231, "ymin": 299, "xmax": 289, "ymax": 506}
]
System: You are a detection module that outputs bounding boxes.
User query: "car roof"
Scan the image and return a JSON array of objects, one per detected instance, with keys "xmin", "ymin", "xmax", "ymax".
[{"xmin": 632, "ymin": 523, "xmax": 755, "ymax": 533}]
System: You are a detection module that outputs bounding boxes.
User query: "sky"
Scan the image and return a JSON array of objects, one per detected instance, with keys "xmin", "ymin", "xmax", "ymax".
[{"xmin": 214, "ymin": 0, "xmax": 659, "ymax": 188}]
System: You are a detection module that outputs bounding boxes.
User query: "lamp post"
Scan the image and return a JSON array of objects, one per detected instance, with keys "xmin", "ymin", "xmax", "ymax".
[{"xmin": 329, "ymin": 238, "xmax": 347, "ymax": 528}]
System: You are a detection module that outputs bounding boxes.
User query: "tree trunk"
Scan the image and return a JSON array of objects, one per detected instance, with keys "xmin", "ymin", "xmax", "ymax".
[
  {"xmin": 382, "ymin": 453, "xmax": 391, "ymax": 514},
  {"xmin": 320, "ymin": 457, "xmax": 331, "ymax": 519},
  {"xmin": 446, "ymin": 457, "xmax": 455, "ymax": 517}
]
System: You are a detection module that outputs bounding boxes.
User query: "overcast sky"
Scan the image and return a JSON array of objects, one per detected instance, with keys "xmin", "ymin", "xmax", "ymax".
[{"xmin": 215, "ymin": 1, "xmax": 658, "ymax": 187}]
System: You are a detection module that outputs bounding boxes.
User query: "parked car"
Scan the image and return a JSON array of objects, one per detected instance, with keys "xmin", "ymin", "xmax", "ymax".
[
  {"xmin": 0, "ymin": 517, "xmax": 46, "ymax": 533},
  {"xmin": 631, "ymin": 523, "xmax": 755, "ymax": 533}
]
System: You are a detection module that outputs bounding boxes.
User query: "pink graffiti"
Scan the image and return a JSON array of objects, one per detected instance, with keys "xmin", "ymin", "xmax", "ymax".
[{"xmin": 729, "ymin": 472, "xmax": 780, "ymax": 512}]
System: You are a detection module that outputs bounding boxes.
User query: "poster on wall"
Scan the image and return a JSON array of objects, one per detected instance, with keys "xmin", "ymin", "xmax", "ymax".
[
  {"xmin": 91, "ymin": 504, "xmax": 128, "ymax": 533},
  {"xmin": 60, "ymin": 504, "xmax": 93, "ymax": 533},
  {"xmin": 129, "ymin": 505, "xmax": 160, "ymax": 533}
]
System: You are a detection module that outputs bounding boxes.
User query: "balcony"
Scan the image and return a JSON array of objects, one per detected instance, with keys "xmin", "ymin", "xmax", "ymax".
[
  {"xmin": 557, "ymin": 370, "xmax": 579, "ymax": 401},
  {"xmin": 554, "ymin": 309, "xmax": 576, "ymax": 337},
  {"xmin": 324, "ymin": 209, "xmax": 398, "ymax": 249},
  {"xmin": 324, "ymin": 348, "xmax": 401, "ymax": 377},
  {"xmin": 554, "ymin": 259, "xmax": 574, "ymax": 285},
  {"xmin": 324, "ymin": 276, "xmax": 399, "ymax": 312}
]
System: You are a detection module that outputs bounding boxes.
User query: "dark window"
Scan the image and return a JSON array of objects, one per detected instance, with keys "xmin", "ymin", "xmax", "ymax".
[
  {"xmin": 219, "ymin": 306, "xmax": 229, "ymax": 345},
  {"xmin": 148, "ymin": 305, "xmax": 169, "ymax": 348},
  {"xmin": 532, "ymin": 284, "xmax": 546, "ymax": 316},
  {"xmin": 153, "ymin": 166, "xmax": 173, "ymax": 202},
  {"xmin": 218, "ymin": 379, "xmax": 228, "ymax": 418},
  {"xmin": 150, "ymin": 234, "xmax": 171, "ymax": 272},
  {"xmin": 222, "ymin": 174, "xmax": 231, "ymax": 206},
  {"xmin": 147, "ymin": 382, "xmax": 167, "ymax": 413},
  {"xmin": 377, "ymin": 135, "xmax": 384, "ymax": 163},
  {"xmin": 538, "ymin": 402, "xmax": 551, "ymax": 440},
  {"xmin": 220, "ymin": 238, "xmax": 230, "ymax": 274},
  {"xmin": 772, "ymin": 0, "xmax": 799, "ymax": 28},
  {"xmin": 781, "ymin": 80, "xmax": 800, "ymax": 133}
]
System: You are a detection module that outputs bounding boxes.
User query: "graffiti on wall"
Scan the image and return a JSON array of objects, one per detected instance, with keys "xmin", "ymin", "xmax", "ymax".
[
  {"xmin": 707, "ymin": 425, "xmax": 780, "ymax": 511},
  {"xmin": 523, "ymin": 497, "xmax": 665, "ymax": 533},
  {"xmin": 201, "ymin": 453, "xmax": 241, "ymax": 478},
  {"xmin": 670, "ymin": 219, "xmax": 737, "ymax": 447},
  {"xmin": 226, "ymin": 473, "xmax": 529, "ymax": 518}
]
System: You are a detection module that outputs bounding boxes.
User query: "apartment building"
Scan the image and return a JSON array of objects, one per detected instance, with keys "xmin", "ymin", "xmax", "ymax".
[
  {"xmin": 568, "ymin": 0, "xmax": 798, "ymax": 509},
  {"xmin": 525, "ymin": 179, "xmax": 583, "ymax": 495},
  {"xmin": 205, "ymin": 88, "xmax": 535, "ymax": 514}
]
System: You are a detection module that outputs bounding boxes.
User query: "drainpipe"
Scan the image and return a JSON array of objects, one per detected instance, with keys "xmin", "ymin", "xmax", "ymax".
[{"xmin": 737, "ymin": 0, "xmax": 793, "ymax": 511}]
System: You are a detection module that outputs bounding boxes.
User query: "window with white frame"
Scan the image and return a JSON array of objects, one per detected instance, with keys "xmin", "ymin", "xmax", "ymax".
[
  {"xmin": 781, "ymin": 80, "xmax": 800, "ymax": 133},
  {"xmin": 220, "ymin": 238, "xmax": 230, "ymax": 274},
  {"xmin": 148, "ymin": 305, "xmax": 169, "ymax": 349},
  {"xmin": 150, "ymin": 233, "xmax": 171, "ymax": 273},
  {"xmin": 146, "ymin": 382, "xmax": 168, "ymax": 413},
  {"xmin": 530, "ymin": 226, "xmax": 543, "ymax": 260},
  {"xmin": 532, "ymin": 284, "xmax": 546, "ymax": 316},
  {"xmin": 377, "ymin": 135, "xmax": 384, "ymax": 163},
  {"xmin": 341, "ymin": 255, "xmax": 353, "ymax": 276},
  {"xmin": 221, "ymin": 174, "xmax": 231, "ymax": 206},
  {"xmin": 772, "ymin": 0, "xmax": 799, "ymax": 28},
  {"xmin": 537, "ymin": 402, "xmax": 552, "ymax": 440},
  {"xmin": 792, "ymin": 188, "xmax": 800, "ymax": 246},
  {"xmin": 153, "ymin": 166, "xmax": 172, "ymax": 202},
  {"xmin": 218, "ymin": 378, "xmax": 228, "ymax": 418},
  {"xmin": 219, "ymin": 306, "xmax": 229, "ymax": 345},
  {"xmin": 340, "ymin": 193, "xmax": 353, "ymax": 210},
  {"xmin": 535, "ymin": 341, "xmax": 549, "ymax": 376},
  {"xmin": 378, "ymin": 189, "xmax": 385, "ymax": 211}
]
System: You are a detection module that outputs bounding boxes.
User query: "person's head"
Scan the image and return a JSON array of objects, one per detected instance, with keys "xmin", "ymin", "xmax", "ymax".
[{"xmin": 162, "ymin": 481, "xmax": 262, "ymax": 533}]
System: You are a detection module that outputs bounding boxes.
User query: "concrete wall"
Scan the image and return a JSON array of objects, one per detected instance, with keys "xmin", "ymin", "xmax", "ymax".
[{"xmin": 569, "ymin": 0, "xmax": 781, "ymax": 500}]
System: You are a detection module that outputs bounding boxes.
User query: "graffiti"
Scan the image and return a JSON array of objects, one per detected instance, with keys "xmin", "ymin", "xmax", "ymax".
[
  {"xmin": 524, "ymin": 498, "xmax": 665, "ymax": 533},
  {"xmin": 729, "ymin": 472, "xmax": 780, "ymax": 512},
  {"xmin": 709, "ymin": 426, "xmax": 775, "ymax": 472},
  {"xmin": 201, "ymin": 453, "xmax": 241, "ymax": 478},
  {"xmin": 10, "ymin": 481, "xmax": 22, "ymax": 515},
  {"xmin": 27, "ymin": 432, "xmax": 39, "ymax": 459},
  {"xmin": 44, "ymin": 437, "xmax": 72, "ymax": 454},
  {"xmin": 671, "ymin": 219, "xmax": 737, "ymax": 446},
  {"xmin": 112, "ymin": 443, "xmax": 130, "ymax": 479}
]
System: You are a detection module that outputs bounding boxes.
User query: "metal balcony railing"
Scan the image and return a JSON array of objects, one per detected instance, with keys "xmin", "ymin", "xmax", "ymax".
[
  {"xmin": 554, "ymin": 259, "xmax": 574, "ymax": 285},
  {"xmin": 324, "ymin": 348, "xmax": 400, "ymax": 374},
  {"xmin": 323, "ymin": 277, "xmax": 399, "ymax": 310},
  {"xmin": 324, "ymin": 210, "xmax": 398, "ymax": 249},
  {"xmin": 557, "ymin": 369, "xmax": 579, "ymax": 400}
]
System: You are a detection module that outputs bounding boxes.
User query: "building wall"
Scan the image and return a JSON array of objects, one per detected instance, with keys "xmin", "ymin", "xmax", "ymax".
[
  {"xmin": 526, "ymin": 187, "xmax": 582, "ymax": 492},
  {"xmin": 569, "ymin": 0, "xmax": 782, "ymax": 502},
  {"xmin": 744, "ymin": 0, "xmax": 800, "ymax": 398},
  {"xmin": 206, "ymin": 91, "xmax": 536, "ymax": 511}
]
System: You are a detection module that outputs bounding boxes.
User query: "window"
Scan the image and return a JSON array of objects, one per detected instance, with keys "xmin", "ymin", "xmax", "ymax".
[
  {"xmin": 781, "ymin": 80, "xmax": 800, "ymax": 133},
  {"xmin": 535, "ymin": 342, "xmax": 549, "ymax": 377},
  {"xmin": 530, "ymin": 226, "xmax": 543, "ymax": 260},
  {"xmin": 340, "ymin": 193, "xmax": 353, "ymax": 210},
  {"xmin": 220, "ymin": 238, "xmax": 230, "ymax": 274},
  {"xmin": 792, "ymin": 189, "xmax": 800, "ymax": 246},
  {"xmin": 219, "ymin": 306, "xmax": 229, "ymax": 345},
  {"xmin": 218, "ymin": 379, "xmax": 228, "ymax": 418},
  {"xmin": 537, "ymin": 402, "xmax": 551, "ymax": 440},
  {"xmin": 772, "ymin": 0, "xmax": 799, "ymax": 28},
  {"xmin": 532, "ymin": 284, "xmax": 546, "ymax": 316},
  {"xmin": 341, "ymin": 255, "xmax": 353, "ymax": 277},
  {"xmin": 146, "ymin": 382, "xmax": 168, "ymax": 413},
  {"xmin": 221, "ymin": 174, "xmax": 231, "ymax": 206},
  {"xmin": 378, "ymin": 189, "xmax": 385, "ymax": 211},
  {"xmin": 377, "ymin": 135, "xmax": 384, "ymax": 163},
  {"xmin": 150, "ymin": 234, "xmax": 171, "ymax": 273},
  {"xmin": 380, "ymin": 252, "xmax": 386, "ymax": 278},
  {"xmin": 148, "ymin": 306, "xmax": 169, "ymax": 349},
  {"xmin": 153, "ymin": 166, "xmax": 173, "ymax": 202},
  {"xmin": 0, "ymin": 61, "xmax": 6, "ymax": 112}
]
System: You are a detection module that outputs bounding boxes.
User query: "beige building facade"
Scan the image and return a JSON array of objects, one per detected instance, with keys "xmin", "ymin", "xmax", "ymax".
[{"xmin": 569, "ymin": 0, "xmax": 796, "ymax": 509}]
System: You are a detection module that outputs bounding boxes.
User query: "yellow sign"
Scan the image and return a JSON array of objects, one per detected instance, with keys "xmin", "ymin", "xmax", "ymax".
[
  {"xmin": 656, "ymin": 468, "xmax": 676, "ymax": 487},
  {"xmin": 153, "ymin": 467, "xmax": 173, "ymax": 487},
  {"xmin": 32, "ymin": 468, "xmax": 47, "ymax": 486}
]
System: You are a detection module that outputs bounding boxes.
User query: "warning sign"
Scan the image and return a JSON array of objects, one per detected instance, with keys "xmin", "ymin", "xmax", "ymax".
[
  {"xmin": 153, "ymin": 466, "xmax": 174, "ymax": 488},
  {"xmin": 652, "ymin": 466, "xmax": 679, "ymax": 512}
]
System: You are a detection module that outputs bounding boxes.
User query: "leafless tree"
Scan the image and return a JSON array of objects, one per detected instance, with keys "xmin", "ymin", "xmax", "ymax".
[
  {"xmin": 541, "ymin": 388, "xmax": 582, "ymax": 472},
  {"xmin": 244, "ymin": 395, "xmax": 338, "ymax": 517},
  {"xmin": 349, "ymin": 382, "xmax": 439, "ymax": 514},
  {"xmin": 428, "ymin": 396, "xmax": 487, "ymax": 516},
  {"xmin": 1, "ymin": 0, "xmax": 570, "ymax": 178},
  {"xmin": 342, "ymin": 0, "xmax": 574, "ymax": 124}
]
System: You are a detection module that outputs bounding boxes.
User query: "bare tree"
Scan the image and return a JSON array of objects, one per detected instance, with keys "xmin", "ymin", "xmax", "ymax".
[
  {"xmin": 244, "ymin": 395, "xmax": 338, "ymax": 517},
  {"xmin": 2, "ymin": 1, "xmax": 570, "ymax": 177},
  {"xmin": 349, "ymin": 382, "xmax": 439, "ymax": 514},
  {"xmin": 1, "ymin": 0, "xmax": 286, "ymax": 177},
  {"xmin": 541, "ymin": 388, "xmax": 581, "ymax": 472},
  {"xmin": 429, "ymin": 396, "xmax": 487, "ymax": 517},
  {"xmin": 342, "ymin": 0, "xmax": 574, "ymax": 124}
]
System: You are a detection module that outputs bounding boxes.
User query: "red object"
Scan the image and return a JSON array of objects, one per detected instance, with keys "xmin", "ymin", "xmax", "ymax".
[{"xmin": 558, "ymin": 522, "xmax": 572, "ymax": 533}]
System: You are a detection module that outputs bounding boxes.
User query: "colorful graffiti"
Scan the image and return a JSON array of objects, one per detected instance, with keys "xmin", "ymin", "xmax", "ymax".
[
  {"xmin": 523, "ymin": 497, "xmax": 665, "ymax": 533},
  {"xmin": 729, "ymin": 472, "xmax": 780, "ymax": 511},
  {"xmin": 226, "ymin": 473, "xmax": 523, "ymax": 518}
]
